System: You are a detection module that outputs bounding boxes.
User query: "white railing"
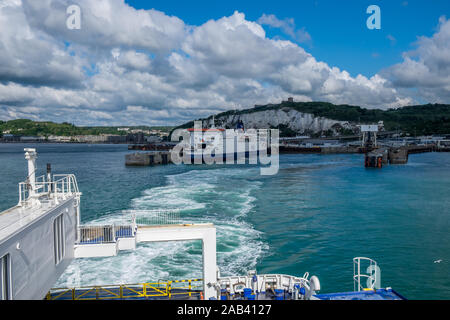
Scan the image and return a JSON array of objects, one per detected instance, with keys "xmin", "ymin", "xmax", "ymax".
[
  {"xmin": 75, "ymin": 209, "xmax": 181, "ymax": 245},
  {"xmin": 18, "ymin": 174, "xmax": 80, "ymax": 206},
  {"xmin": 77, "ymin": 224, "xmax": 135, "ymax": 245},
  {"xmin": 114, "ymin": 225, "xmax": 135, "ymax": 238},
  {"xmin": 353, "ymin": 257, "xmax": 381, "ymax": 291},
  {"xmin": 217, "ymin": 272, "xmax": 319, "ymax": 299},
  {"xmin": 125, "ymin": 209, "xmax": 182, "ymax": 226},
  {"xmin": 78, "ymin": 225, "xmax": 115, "ymax": 244}
]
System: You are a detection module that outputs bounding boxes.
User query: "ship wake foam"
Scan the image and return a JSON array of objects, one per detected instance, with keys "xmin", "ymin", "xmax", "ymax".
[{"xmin": 56, "ymin": 167, "xmax": 268, "ymax": 287}]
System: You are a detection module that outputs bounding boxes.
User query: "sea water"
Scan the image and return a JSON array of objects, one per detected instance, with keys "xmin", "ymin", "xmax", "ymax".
[{"xmin": 0, "ymin": 143, "xmax": 448, "ymax": 299}]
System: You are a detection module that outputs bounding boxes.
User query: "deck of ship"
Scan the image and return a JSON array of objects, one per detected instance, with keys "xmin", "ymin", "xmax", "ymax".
[{"xmin": 46, "ymin": 283, "xmax": 405, "ymax": 300}]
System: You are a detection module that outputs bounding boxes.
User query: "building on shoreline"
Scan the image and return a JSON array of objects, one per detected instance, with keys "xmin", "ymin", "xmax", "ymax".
[{"xmin": 0, "ymin": 132, "xmax": 162, "ymax": 144}]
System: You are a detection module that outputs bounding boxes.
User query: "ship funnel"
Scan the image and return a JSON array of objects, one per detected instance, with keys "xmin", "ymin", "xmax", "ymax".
[{"xmin": 24, "ymin": 148, "xmax": 37, "ymax": 196}]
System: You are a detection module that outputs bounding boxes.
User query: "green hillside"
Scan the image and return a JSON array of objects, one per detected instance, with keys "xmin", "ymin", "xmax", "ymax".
[
  {"xmin": 173, "ymin": 102, "xmax": 450, "ymax": 136},
  {"xmin": 0, "ymin": 119, "xmax": 173, "ymax": 137}
]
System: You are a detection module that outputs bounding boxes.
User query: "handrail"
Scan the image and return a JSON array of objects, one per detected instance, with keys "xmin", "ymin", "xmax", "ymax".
[
  {"xmin": 76, "ymin": 224, "xmax": 135, "ymax": 244},
  {"xmin": 123, "ymin": 209, "xmax": 181, "ymax": 226},
  {"xmin": 2, "ymin": 174, "xmax": 82, "ymax": 234},
  {"xmin": 46, "ymin": 274, "xmax": 319, "ymax": 300},
  {"xmin": 217, "ymin": 273, "xmax": 313, "ymax": 296},
  {"xmin": 18, "ymin": 174, "xmax": 80, "ymax": 206},
  {"xmin": 46, "ymin": 279, "xmax": 204, "ymax": 300},
  {"xmin": 353, "ymin": 257, "xmax": 379, "ymax": 291}
]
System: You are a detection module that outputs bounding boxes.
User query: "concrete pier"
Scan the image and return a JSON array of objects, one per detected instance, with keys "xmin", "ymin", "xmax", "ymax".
[
  {"xmin": 388, "ymin": 148, "xmax": 409, "ymax": 164},
  {"xmin": 125, "ymin": 151, "xmax": 171, "ymax": 166}
]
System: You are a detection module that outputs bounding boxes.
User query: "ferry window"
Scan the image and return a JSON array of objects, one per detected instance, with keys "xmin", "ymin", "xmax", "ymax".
[
  {"xmin": 0, "ymin": 254, "xmax": 11, "ymax": 300},
  {"xmin": 53, "ymin": 214, "xmax": 65, "ymax": 265}
]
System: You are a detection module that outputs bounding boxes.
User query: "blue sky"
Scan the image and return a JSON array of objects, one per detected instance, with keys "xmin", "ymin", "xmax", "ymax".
[
  {"xmin": 0, "ymin": 0, "xmax": 449, "ymax": 126},
  {"xmin": 127, "ymin": 0, "xmax": 449, "ymax": 77}
]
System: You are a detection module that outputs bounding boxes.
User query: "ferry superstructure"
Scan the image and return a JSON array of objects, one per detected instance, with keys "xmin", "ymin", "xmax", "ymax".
[
  {"xmin": 183, "ymin": 120, "xmax": 270, "ymax": 163},
  {"xmin": 0, "ymin": 148, "xmax": 405, "ymax": 300}
]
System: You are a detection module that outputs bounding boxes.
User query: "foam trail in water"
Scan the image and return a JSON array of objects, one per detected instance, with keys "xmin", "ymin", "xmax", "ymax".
[{"xmin": 56, "ymin": 166, "xmax": 268, "ymax": 287}]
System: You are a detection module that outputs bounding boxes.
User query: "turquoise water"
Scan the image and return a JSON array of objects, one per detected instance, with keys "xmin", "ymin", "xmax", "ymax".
[{"xmin": 0, "ymin": 143, "xmax": 449, "ymax": 299}]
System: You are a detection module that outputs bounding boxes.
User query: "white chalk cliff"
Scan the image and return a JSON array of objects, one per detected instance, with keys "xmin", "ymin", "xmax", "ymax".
[{"xmin": 203, "ymin": 107, "xmax": 356, "ymax": 135}]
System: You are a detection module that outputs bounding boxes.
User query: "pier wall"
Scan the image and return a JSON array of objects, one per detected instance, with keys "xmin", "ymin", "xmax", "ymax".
[
  {"xmin": 125, "ymin": 151, "xmax": 171, "ymax": 166},
  {"xmin": 389, "ymin": 148, "xmax": 409, "ymax": 164}
]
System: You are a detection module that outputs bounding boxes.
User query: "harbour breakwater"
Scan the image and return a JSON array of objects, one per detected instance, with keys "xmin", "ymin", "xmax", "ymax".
[
  {"xmin": 364, "ymin": 145, "xmax": 435, "ymax": 167},
  {"xmin": 125, "ymin": 151, "xmax": 171, "ymax": 166},
  {"xmin": 280, "ymin": 144, "xmax": 435, "ymax": 154},
  {"xmin": 125, "ymin": 144, "xmax": 440, "ymax": 166},
  {"xmin": 279, "ymin": 145, "xmax": 361, "ymax": 154},
  {"xmin": 280, "ymin": 144, "xmax": 436, "ymax": 167}
]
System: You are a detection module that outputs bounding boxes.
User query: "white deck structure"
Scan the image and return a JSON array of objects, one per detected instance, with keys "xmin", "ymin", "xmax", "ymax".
[
  {"xmin": 0, "ymin": 149, "xmax": 81, "ymax": 299},
  {"xmin": 74, "ymin": 223, "xmax": 218, "ymax": 299}
]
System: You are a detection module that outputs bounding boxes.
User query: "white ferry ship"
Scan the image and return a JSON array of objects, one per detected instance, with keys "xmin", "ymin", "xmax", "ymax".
[
  {"xmin": 0, "ymin": 148, "xmax": 405, "ymax": 300},
  {"xmin": 183, "ymin": 119, "xmax": 270, "ymax": 164}
]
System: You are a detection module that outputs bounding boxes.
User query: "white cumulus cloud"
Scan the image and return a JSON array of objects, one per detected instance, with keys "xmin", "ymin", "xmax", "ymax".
[
  {"xmin": 0, "ymin": 1, "xmax": 446, "ymax": 126},
  {"xmin": 382, "ymin": 16, "xmax": 450, "ymax": 103}
]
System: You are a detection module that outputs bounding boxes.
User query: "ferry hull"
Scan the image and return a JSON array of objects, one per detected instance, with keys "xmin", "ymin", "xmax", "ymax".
[{"xmin": 187, "ymin": 150, "xmax": 268, "ymax": 164}]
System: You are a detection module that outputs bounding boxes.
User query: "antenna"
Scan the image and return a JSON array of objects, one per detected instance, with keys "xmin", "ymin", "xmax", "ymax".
[{"xmin": 24, "ymin": 148, "xmax": 37, "ymax": 196}]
